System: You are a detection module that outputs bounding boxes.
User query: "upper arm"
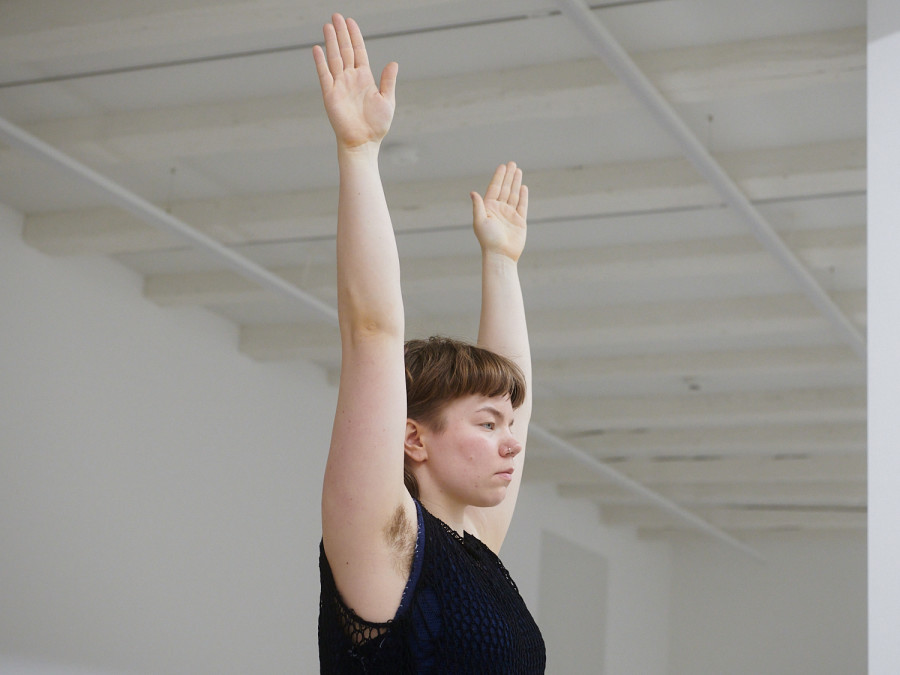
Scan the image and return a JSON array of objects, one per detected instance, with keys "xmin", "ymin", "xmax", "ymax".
[
  {"xmin": 323, "ymin": 333, "xmax": 408, "ymax": 536},
  {"xmin": 321, "ymin": 333, "xmax": 415, "ymax": 618}
]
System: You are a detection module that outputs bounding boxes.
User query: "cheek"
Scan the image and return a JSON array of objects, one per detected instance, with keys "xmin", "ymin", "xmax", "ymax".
[
  {"xmin": 446, "ymin": 431, "xmax": 492, "ymax": 468},
  {"xmin": 466, "ymin": 438, "xmax": 493, "ymax": 462},
  {"xmin": 453, "ymin": 444, "xmax": 479, "ymax": 470}
]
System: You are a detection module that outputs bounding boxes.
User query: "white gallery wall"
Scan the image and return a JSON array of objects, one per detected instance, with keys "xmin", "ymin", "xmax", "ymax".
[
  {"xmin": 667, "ymin": 531, "xmax": 866, "ymax": 675},
  {"xmin": 1, "ymin": 203, "xmax": 675, "ymax": 673},
  {"xmin": 503, "ymin": 482, "xmax": 671, "ymax": 675},
  {"xmin": 868, "ymin": 1, "xmax": 900, "ymax": 672},
  {"xmin": 0, "ymin": 203, "xmax": 334, "ymax": 673}
]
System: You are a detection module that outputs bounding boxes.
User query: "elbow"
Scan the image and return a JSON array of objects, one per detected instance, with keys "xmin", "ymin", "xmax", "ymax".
[
  {"xmin": 340, "ymin": 310, "xmax": 404, "ymax": 345},
  {"xmin": 337, "ymin": 286, "xmax": 404, "ymax": 343}
]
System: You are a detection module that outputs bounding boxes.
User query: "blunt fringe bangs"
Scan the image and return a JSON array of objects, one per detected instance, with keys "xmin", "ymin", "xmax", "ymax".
[{"xmin": 404, "ymin": 336, "xmax": 526, "ymax": 432}]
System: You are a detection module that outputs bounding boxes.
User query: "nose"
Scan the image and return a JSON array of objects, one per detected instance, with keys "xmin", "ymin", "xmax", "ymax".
[{"xmin": 502, "ymin": 438, "xmax": 523, "ymax": 458}]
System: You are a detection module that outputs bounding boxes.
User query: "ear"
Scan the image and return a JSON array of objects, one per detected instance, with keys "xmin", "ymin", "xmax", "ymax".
[{"xmin": 404, "ymin": 419, "xmax": 428, "ymax": 463}]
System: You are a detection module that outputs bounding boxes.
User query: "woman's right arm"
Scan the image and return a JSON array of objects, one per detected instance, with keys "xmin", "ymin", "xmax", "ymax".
[{"xmin": 314, "ymin": 14, "xmax": 413, "ymax": 621}]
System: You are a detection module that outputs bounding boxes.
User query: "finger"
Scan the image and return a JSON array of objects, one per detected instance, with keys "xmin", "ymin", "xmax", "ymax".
[
  {"xmin": 484, "ymin": 163, "xmax": 506, "ymax": 201},
  {"xmin": 508, "ymin": 168, "xmax": 523, "ymax": 208},
  {"xmin": 471, "ymin": 191, "xmax": 486, "ymax": 224},
  {"xmin": 517, "ymin": 184, "xmax": 529, "ymax": 220},
  {"xmin": 346, "ymin": 17, "xmax": 369, "ymax": 69},
  {"xmin": 332, "ymin": 13, "xmax": 355, "ymax": 69},
  {"xmin": 498, "ymin": 161, "xmax": 516, "ymax": 203},
  {"xmin": 323, "ymin": 22, "xmax": 343, "ymax": 79},
  {"xmin": 312, "ymin": 45, "xmax": 334, "ymax": 93},
  {"xmin": 380, "ymin": 61, "xmax": 399, "ymax": 105}
]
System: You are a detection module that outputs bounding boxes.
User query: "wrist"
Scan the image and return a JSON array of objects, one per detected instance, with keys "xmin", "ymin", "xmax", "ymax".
[
  {"xmin": 337, "ymin": 140, "xmax": 382, "ymax": 163},
  {"xmin": 481, "ymin": 249, "xmax": 521, "ymax": 266}
]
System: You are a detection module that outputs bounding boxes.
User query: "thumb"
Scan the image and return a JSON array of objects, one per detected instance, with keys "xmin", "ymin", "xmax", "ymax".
[
  {"xmin": 380, "ymin": 61, "xmax": 399, "ymax": 104},
  {"xmin": 470, "ymin": 191, "xmax": 486, "ymax": 224}
]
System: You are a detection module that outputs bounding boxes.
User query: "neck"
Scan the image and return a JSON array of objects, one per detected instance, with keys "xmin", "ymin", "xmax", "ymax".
[{"xmin": 418, "ymin": 494, "xmax": 468, "ymax": 536}]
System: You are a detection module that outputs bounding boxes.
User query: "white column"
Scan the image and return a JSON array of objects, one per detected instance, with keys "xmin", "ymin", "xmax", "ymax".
[{"xmin": 868, "ymin": 2, "xmax": 900, "ymax": 672}]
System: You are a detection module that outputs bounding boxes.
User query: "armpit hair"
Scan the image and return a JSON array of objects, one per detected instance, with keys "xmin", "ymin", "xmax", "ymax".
[{"xmin": 383, "ymin": 503, "xmax": 416, "ymax": 578}]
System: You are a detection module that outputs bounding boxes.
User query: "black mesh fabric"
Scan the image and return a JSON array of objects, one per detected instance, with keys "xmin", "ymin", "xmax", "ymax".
[{"xmin": 318, "ymin": 500, "xmax": 546, "ymax": 673}]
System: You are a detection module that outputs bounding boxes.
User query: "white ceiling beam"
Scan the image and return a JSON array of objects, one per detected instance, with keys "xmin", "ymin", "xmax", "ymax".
[
  {"xmin": 602, "ymin": 506, "xmax": 866, "ymax": 531},
  {"xmin": 521, "ymin": 296, "xmax": 865, "ymax": 359},
  {"xmin": 238, "ymin": 290, "xmax": 866, "ymax": 362},
  {"xmin": 537, "ymin": 345, "xmax": 864, "ymax": 395},
  {"xmin": 0, "ymin": 0, "xmax": 492, "ymax": 66},
  {"xmin": 142, "ymin": 228, "xmax": 864, "ymax": 307},
  {"xmin": 22, "ymin": 139, "xmax": 865, "ymax": 256},
  {"xmin": 137, "ymin": 225, "xmax": 866, "ymax": 305},
  {"xmin": 558, "ymin": 481, "xmax": 867, "ymax": 508},
  {"xmin": 567, "ymin": 421, "xmax": 866, "ymax": 459},
  {"xmin": 524, "ymin": 453, "xmax": 866, "ymax": 485},
  {"xmin": 538, "ymin": 387, "xmax": 865, "ymax": 432},
  {"xmin": 8, "ymin": 28, "xmax": 863, "ymax": 167},
  {"xmin": 284, "ymin": 346, "xmax": 865, "ymax": 400}
]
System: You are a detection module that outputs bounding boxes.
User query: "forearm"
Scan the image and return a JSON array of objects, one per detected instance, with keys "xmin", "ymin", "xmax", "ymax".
[
  {"xmin": 336, "ymin": 145, "xmax": 404, "ymax": 341},
  {"xmin": 478, "ymin": 252, "xmax": 532, "ymax": 414},
  {"xmin": 472, "ymin": 250, "xmax": 532, "ymax": 550}
]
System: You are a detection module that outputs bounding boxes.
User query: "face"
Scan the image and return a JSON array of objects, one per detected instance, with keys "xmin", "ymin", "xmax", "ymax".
[{"xmin": 419, "ymin": 393, "xmax": 522, "ymax": 509}]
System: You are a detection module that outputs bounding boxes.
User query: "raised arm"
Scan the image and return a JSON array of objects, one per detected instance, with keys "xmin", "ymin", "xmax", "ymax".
[
  {"xmin": 470, "ymin": 162, "xmax": 532, "ymax": 552},
  {"xmin": 314, "ymin": 14, "xmax": 413, "ymax": 621}
]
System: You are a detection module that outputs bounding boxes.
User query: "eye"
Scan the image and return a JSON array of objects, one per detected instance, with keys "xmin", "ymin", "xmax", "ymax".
[{"xmin": 481, "ymin": 422, "xmax": 495, "ymax": 430}]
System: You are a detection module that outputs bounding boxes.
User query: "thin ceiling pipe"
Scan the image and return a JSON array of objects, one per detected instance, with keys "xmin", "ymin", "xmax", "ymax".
[
  {"xmin": 529, "ymin": 425, "xmax": 764, "ymax": 561},
  {"xmin": 0, "ymin": 113, "xmax": 761, "ymax": 560},
  {"xmin": 554, "ymin": 0, "xmax": 866, "ymax": 361},
  {"xmin": 0, "ymin": 116, "xmax": 338, "ymax": 324},
  {"xmin": 0, "ymin": 2, "xmax": 663, "ymax": 90}
]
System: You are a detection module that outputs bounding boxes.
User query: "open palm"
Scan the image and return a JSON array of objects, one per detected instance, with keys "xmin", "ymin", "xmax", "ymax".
[
  {"xmin": 313, "ymin": 14, "xmax": 397, "ymax": 149},
  {"xmin": 472, "ymin": 162, "xmax": 528, "ymax": 262}
]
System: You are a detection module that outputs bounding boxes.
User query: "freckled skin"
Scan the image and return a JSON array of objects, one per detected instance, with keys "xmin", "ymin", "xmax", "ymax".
[{"xmin": 413, "ymin": 394, "xmax": 522, "ymax": 522}]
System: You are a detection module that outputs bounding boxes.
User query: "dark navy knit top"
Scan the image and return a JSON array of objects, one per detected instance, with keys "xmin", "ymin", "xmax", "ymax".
[{"xmin": 318, "ymin": 500, "xmax": 546, "ymax": 673}]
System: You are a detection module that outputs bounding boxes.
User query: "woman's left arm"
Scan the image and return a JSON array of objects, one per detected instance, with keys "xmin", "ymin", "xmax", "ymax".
[{"xmin": 470, "ymin": 162, "xmax": 532, "ymax": 553}]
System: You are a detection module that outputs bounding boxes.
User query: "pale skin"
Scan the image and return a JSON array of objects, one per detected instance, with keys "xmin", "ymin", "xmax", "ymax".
[{"xmin": 314, "ymin": 14, "xmax": 532, "ymax": 624}]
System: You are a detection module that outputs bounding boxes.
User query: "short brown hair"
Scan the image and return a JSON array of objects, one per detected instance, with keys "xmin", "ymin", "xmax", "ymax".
[
  {"xmin": 405, "ymin": 336, "xmax": 526, "ymax": 428},
  {"xmin": 403, "ymin": 336, "xmax": 526, "ymax": 498}
]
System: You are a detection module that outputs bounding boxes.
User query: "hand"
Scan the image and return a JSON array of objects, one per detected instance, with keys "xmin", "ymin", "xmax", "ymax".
[
  {"xmin": 312, "ymin": 14, "xmax": 398, "ymax": 150},
  {"xmin": 471, "ymin": 162, "xmax": 528, "ymax": 262}
]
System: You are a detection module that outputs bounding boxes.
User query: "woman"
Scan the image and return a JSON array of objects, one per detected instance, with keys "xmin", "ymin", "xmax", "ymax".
[{"xmin": 313, "ymin": 14, "xmax": 545, "ymax": 673}]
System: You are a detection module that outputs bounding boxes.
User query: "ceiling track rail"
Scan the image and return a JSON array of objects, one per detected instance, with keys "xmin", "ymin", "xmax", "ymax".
[
  {"xmin": 554, "ymin": 0, "xmax": 866, "ymax": 361},
  {"xmin": 0, "ymin": 0, "xmax": 667, "ymax": 90},
  {"xmin": 530, "ymin": 425, "xmax": 765, "ymax": 561},
  {"xmin": 0, "ymin": 116, "xmax": 338, "ymax": 324},
  {"xmin": 0, "ymin": 113, "xmax": 762, "ymax": 561}
]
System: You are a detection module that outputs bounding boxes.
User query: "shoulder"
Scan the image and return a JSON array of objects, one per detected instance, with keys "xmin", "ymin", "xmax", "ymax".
[{"xmin": 463, "ymin": 508, "xmax": 505, "ymax": 554}]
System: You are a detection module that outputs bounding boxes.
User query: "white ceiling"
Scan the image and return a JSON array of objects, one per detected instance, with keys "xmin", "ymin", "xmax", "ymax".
[{"xmin": 0, "ymin": 0, "xmax": 867, "ymax": 543}]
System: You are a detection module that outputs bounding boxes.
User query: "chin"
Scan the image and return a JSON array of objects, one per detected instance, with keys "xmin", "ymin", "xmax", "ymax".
[{"xmin": 473, "ymin": 490, "xmax": 507, "ymax": 509}]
